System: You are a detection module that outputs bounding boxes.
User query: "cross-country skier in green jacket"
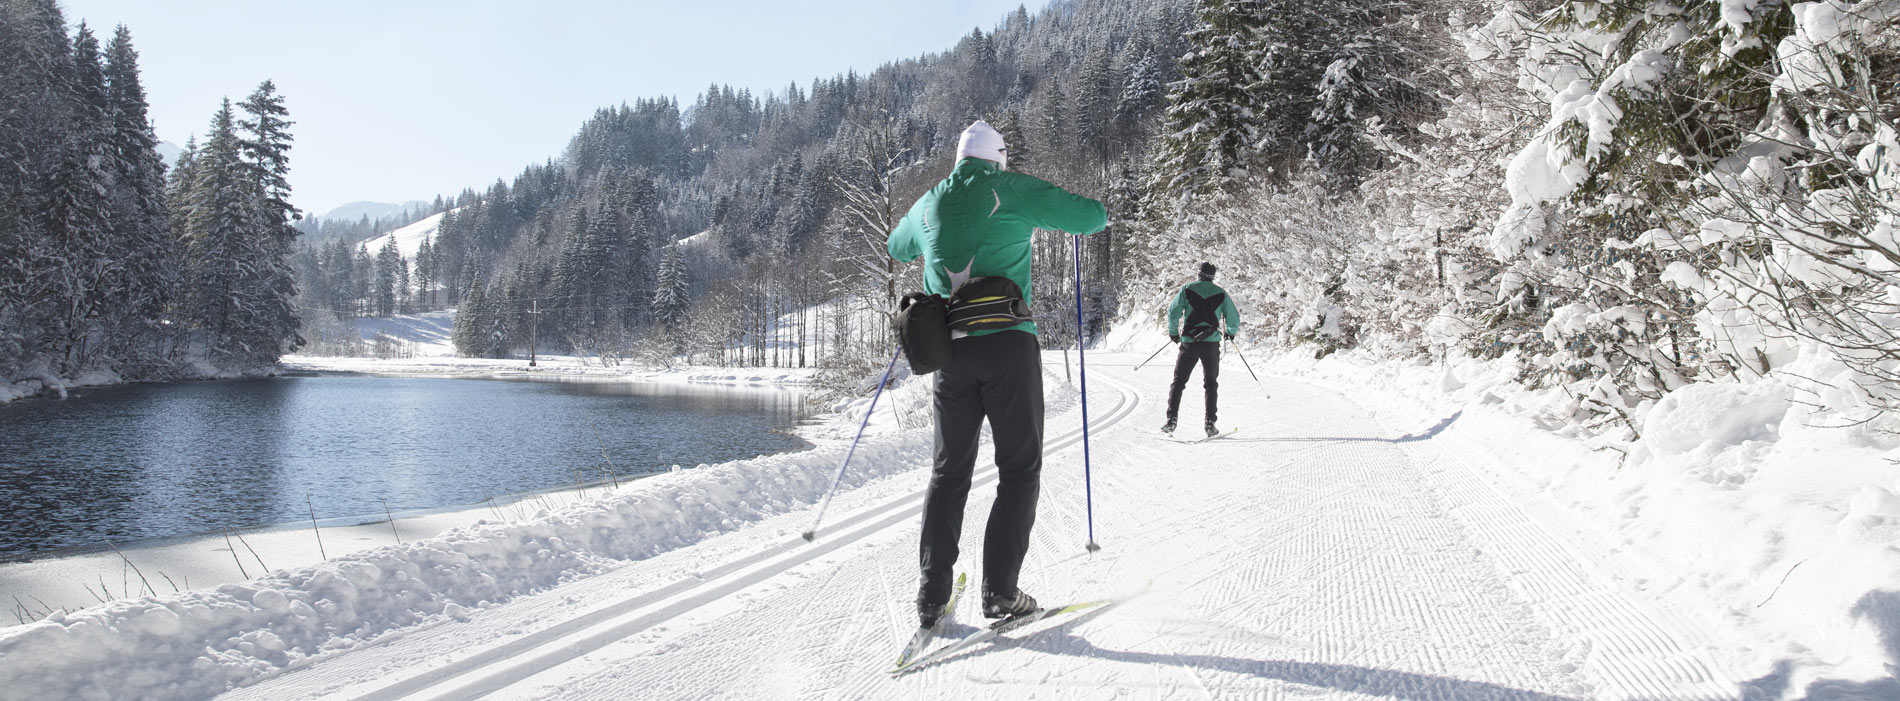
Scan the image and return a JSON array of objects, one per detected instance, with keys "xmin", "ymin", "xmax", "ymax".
[
  {"xmin": 1164, "ymin": 262, "xmax": 1240, "ymax": 437},
  {"xmin": 888, "ymin": 120, "xmax": 1106, "ymax": 629}
]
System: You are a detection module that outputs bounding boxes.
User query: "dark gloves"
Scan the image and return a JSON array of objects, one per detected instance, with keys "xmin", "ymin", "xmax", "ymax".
[
  {"xmin": 1169, "ymin": 335, "xmax": 1180, "ymax": 343},
  {"xmin": 1224, "ymin": 332, "xmax": 1235, "ymax": 341}
]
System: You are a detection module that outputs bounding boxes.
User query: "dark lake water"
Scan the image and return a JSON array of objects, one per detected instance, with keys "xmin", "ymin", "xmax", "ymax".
[{"xmin": 0, "ymin": 374, "xmax": 811, "ymax": 558}]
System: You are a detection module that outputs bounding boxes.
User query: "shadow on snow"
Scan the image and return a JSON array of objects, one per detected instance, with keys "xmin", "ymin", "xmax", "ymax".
[
  {"xmin": 1222, "ymin": 410, "xmax": 1463, "ymax": 445},
  {"xmin": 1742, "ymin": 589, "xmax": 1900, "ymax": 700}
]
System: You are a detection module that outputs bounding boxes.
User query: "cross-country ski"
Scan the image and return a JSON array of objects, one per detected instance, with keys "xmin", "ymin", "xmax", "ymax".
[
  {"xmin": 891, "ymin": 581, "xmax": 1151, "ymax": 676},
  {"xmin": 894, "ymin": 572, "xmax": 967, "ymax": 668}
]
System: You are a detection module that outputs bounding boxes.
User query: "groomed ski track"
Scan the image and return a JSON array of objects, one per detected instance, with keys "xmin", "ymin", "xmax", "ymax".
[{"xmin": 224, "ymin": 352, "xmax": 1741, "ymax": 700}]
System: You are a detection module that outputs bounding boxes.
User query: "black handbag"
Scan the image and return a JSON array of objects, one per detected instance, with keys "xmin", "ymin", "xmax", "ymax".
[{"xmin": 893, "ymin": 291, "xmax": 952, "ymax": 375}]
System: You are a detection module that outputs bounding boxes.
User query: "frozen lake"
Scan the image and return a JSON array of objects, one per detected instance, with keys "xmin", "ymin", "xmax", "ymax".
[{"xmin": 0, "ymin": 374, "xmax": 810, "ymax": 558}]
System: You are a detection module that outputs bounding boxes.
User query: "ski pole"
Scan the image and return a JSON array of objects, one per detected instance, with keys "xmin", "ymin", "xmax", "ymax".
[
  {"xmin": 1073, "ymin": 237, "xmax": 1099, "ymax": 553},
  {"xmin": 1133, "ymin": 341, "xmax": 1170, "ymax": 371},
  {"xmin": 802, "ymin": 345, "xmax": 901, "ymax": 542},
  {"xmin": 1226, "ymin": 338, "xmax": 1270, "ymax": 398}
]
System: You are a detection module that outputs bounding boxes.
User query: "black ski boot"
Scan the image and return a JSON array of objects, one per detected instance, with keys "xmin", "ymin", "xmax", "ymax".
[
  {"xmin": 918, "ymin": 599, "xmax": 950, "ymax": 628},
  {"xmin": 982, "ymin": 589, "xmax": 1038, "ymax": 619},
  {"xmin": 1205, "ymin": 421, "xmax": 1219, "ymax": 437},
  {"xmin": 917, "ymin": 577, "xmax": 953, "ymax": 627},
  {"xmin": 1161, "ymin": 418, "xmax": 1176, "ymax": 434}
]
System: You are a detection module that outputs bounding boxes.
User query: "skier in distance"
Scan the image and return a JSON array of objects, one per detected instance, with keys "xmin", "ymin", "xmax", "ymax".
[{"xmin": 1162, "ymin": 262, "xmax": 1240, "ymax": 437}]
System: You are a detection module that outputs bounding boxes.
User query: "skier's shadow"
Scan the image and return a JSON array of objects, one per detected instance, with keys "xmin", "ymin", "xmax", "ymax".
[
  {"xmin": 926, "ymin": 602, "xmax": 1575, "ymax": 700},
  {"xmin": 1224, "ymin": 410, "xmax": 1462, "ymax": 445},
  {"xmin": 1027, "ymin": 624, "xmax": 1583, "ymax": 700}
]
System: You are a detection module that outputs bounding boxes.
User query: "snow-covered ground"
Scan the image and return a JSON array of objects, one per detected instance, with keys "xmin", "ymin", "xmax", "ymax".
[
  {"xmin": 357, "ymin": 210, "xmax": 449, "ymax": 261},
  {"xmin": 4, "ymin": 339, "xmax": 1896, "ymax": 699}
]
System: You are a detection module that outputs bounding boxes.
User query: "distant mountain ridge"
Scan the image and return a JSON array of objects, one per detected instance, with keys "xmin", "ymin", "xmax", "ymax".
[
  {"xmin": 154, "ymin": 140, "xmax": 182, "ymax": 170},
  {"xmin": 318, "ymin": 200, "xmax": 431, "ymax": 223}
]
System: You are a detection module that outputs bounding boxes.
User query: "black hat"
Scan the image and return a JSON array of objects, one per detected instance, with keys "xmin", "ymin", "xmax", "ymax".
[{"xmin": 1198, "ymin": 262, "xmax": 1217, "ymax": 281}]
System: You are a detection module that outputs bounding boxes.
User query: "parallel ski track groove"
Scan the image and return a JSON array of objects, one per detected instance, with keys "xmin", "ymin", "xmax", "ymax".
[{"xmin": 1384, "ymin": 400, "xmax": 1741, "ymax": 700}]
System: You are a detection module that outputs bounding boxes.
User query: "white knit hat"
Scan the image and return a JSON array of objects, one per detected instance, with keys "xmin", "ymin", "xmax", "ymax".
[{"xmin": 956, "ymin": 120, "xmax": 1007, "ymax": 170}]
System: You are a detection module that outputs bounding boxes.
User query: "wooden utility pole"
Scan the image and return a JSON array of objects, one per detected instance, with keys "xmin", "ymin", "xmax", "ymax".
[{"xmin": 528, "ymin": 300, "xmax": 540, "ymax": 367}]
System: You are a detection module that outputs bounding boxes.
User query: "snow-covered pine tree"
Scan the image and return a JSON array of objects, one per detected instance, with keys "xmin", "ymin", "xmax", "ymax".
[
  {"xmin": 433, "ymin": 209, "xmax": 461, "ymax": 304},
  {"xmin": 313, "ymin": 238, "xmax": 350, "ymax": 316},
  {"xmin": 45, "ymin": 22, "xmax": 119, "ymax": 372},
  {"xmin": 991, "ymin": 108, "xmax": 1032, "ymax": 175},
  {"xmin": 234, "ymin": 81, "xmax": 303, "ymax": 362},
  {"xmin": 615, "ymin": 170, "xmax": 659, "ymax": 328},
  {"xmin": 350, "ymin": 243, "xmax": 373, "ymax": 314},
  {"xmin": 1301, "ymin": 0, "xmax": 1435, "ymax": 192},
  {"xmin": 164, "ymin": 135, "xmax": 197, "ymax": 215},
  {"xmin": 1073, "ymin": 44, "xmax": 1118, "ymax": 175},
  {"xmin": 1033, "ymin": 80, "xmax": 1070, "ymax": 176},
  {"xmin": 1149, "ymin": 0, "xmax": 1268, "ymax": 201},
  {"xmin": 549, "ymin": 205, "xmax": 592, "ymax": 337},
  {"xmin": 374, "ymin": 238, "xmax": 400, "ymax": 316},
  {"xmin": 581, "ymin": 188, "xmax": 624, "ymax": 331},
  {"xmin": 652, "ymin": 243, "xmax": 690, "ymax": 330},
  {"xmin": 1249, "ymin": 0, "xmax": 1327, "ymax": 177},
  {"xmin": 450, "ymin": 265, "xmax": 494, "ymax": 357},
  {"xmin": 102, "ymin": 24, "xmax": 176, "ymax": 366},
  {"xmin": 414, "ymin": 234, "xmax": 434, "ymax": 309},
  {"xmin": 182, "ymin": 100, "xmax": 254, "ymax": 366},
  {"xmin": 1113, "ymin": 45, "xmax": 1166, "ymax": 152},
  {"xmin": 0, "ymin": 0, "xmax": 75, "ymax": 376},
  {"xmin": 395, "ymin": 249, "xmax": 411, "ymax": 314}
]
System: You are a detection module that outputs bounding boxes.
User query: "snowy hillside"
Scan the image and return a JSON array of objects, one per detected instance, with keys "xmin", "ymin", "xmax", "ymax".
[{"xmin": 358, "ymin": 209, "xmax": 449, "ymax": 260}]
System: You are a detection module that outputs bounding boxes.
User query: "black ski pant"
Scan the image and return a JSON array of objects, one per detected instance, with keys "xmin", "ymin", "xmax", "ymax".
[
  {"xmin": 1166, "ymin": 340, "xmax": 1220, "ymax": 424},
  {"xmin": 918, "ymin": 330, "xmax": 1043, "ymax": 609}
]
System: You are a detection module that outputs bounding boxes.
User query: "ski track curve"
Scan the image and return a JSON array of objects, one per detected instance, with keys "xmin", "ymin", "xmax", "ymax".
[{"xmin": 222, "ymin": 353, "xmax": 1748, "ymax": 700}]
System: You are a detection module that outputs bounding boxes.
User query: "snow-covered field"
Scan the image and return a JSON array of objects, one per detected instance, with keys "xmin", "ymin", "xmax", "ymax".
[{"xmin": 3, "ymin": 338, "xmax": 1896, "ymax": 699}]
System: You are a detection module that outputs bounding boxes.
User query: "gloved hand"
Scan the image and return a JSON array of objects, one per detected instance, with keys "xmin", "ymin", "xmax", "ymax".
[
  {"xmin": 1224, "ymin": 332, "xmax": 1235, "ymax": 341},
  {"xmin": 1170, "ymin": 335, "xmax": 1180, "ymax": 343}
]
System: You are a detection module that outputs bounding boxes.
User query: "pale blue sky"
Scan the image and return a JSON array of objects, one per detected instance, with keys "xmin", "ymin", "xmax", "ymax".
[{"xmin": 61, "ymin": 0, "xmax": 1047, "ymax": 217}]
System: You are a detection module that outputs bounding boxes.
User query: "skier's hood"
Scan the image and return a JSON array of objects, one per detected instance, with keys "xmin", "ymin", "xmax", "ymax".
[{"xmin": 956, "ymin": 120, "xmax": 1007, "ymax": 171}]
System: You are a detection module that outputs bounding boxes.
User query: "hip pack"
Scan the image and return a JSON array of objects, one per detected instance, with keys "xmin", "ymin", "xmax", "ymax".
[
  {"xmin": 893, "ymin": 277, "xmax": 1032, "ymax": 375},
  {"xmin": 946, "ymin": 276, "xmax": 1031, "ymax": 332}
]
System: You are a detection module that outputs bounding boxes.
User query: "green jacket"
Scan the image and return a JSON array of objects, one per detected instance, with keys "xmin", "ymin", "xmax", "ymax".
[
  {"xmin": 1168, "ymin": 280, "xmax": 1240, "ymax": 343},
  {"xmin": 887, "ymin": 157, "xmax": 1107, "ymax": 336}
]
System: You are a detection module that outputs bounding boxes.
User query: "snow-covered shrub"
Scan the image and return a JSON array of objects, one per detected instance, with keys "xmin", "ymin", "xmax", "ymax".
[{"xmin": 1655, "ymin": 2, "xmax": 1900, "ymax": 414}]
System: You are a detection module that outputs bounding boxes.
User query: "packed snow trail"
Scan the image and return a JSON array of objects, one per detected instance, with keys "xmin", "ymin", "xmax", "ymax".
[{"xmin": 223, "ymin": 353, "xmax": 1741, "ymax": 699}]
